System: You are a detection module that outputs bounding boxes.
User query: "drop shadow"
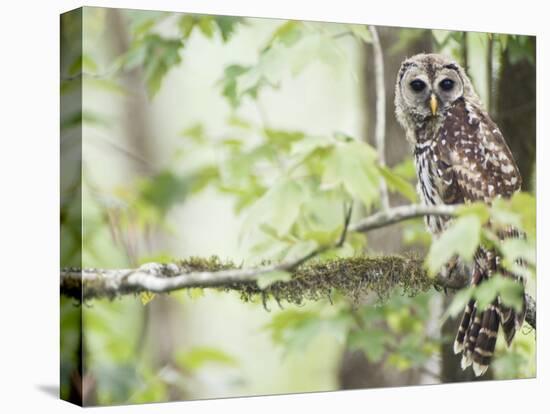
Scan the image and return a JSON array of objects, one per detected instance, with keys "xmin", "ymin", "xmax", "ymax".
[{"xmin": 36, "ymin": 384, "xmax": 59, "ymax": 399}]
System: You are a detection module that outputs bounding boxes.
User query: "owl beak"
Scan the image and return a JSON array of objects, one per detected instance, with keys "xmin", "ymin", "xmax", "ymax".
[{"xmin": 430, "ymin": 94, "xmax": 438, "ymax": 116}]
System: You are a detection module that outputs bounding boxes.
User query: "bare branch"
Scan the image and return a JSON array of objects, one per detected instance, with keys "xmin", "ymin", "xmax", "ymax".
[
  {"xmin": 350, "ymin": 203, "xmax": 457, "ymax": 233},
  {"xmin": 368, "ymin": 25, "xmax": 389, "ymax": 210}
]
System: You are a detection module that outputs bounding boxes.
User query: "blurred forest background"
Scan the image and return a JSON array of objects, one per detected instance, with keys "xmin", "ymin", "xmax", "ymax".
[{"xmin": 60, "ymin": 7, "xmax": 536, "ymax": 406}]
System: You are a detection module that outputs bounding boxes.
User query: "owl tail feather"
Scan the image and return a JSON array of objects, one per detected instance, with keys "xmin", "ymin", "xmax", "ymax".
[
  {"xmin": 453, "ymin": 295, "xmax": 527, "ymax": 376},
  {"xmin": 454, "ymin": 298, "xmax": 500, "ymax": 377},
  {"xmin": 498, "ymin": 298, "xmax": 527, "ymax": 346}
]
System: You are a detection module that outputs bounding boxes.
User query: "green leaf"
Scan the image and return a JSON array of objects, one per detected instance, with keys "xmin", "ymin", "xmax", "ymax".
[
  {"xmin": 128, "ymin": 11, "xmax": 168, "ymax": 37},
  {"xmin": 267, "ymin": 21, "xmax": 304, "ymax": 47},
  {"xmin": 68, "ymin": 54, "xmax": 98, "ymax": 76},
  {"xmin": 321, "ymin": 140, "xmax": 380, "ymax": 210},
  {"xmin": 490, "ymin": 198, "xmax": 522, "ymax": 229},
  {"xmin": 290, "ymin": 135, "xmax": 333, "ymax": 158},
  {"xmin": 219, "ymin": 20, "xmax": 351, "ymax": 107},
  {"xmin": 474, "ymin": 279, "xmax": 499, "ymax": 310},
  {"xmin": 348, "ymin": 24, "xmax": 372, "ymax": 43},
  {"xmin": 175, "ymin": 347, "xmax": 238, "ymax": 372},
  {"xmin": 139, "ymin": 292, "xmax": 156, "ymax": 305},
  {"xmin": 457, "ymin": 202, "xmax": 490, "ymax": 224},
  {"xmin": 490, "ymin": 192, "xmax": 536, "ymax": 240},
  {"xmin": 495, "ymin": 279, "xmax": 524, "ymax": 312},
  {"xmin": 510, "ymin": 192, "xmax": 536, "ymax": 237},
  {"xmin": 475, "ymin": 276, "xmax": 524, "ymax": 312},
  {"xmin": 288, "ymin": 32, "xmax": 345, "ymax": 76},
  {"xmin": 213, "ymin": 16, "xmax": 244, "ymax": 42},
  {"xmin": 226, "ymin": 115, "xmax": 252, "ymax": 130},
  {"xmin": 84, "ymin": 77, "xmax": 126, "ymax": 95},
  {"xmin": 500, "ymin": 238, "xmax": 536, "ymax": 267},
  {"xmin": 442, "ymin": 285, "xmax": 475, "ymax": 320},
  {"xmin": 403, "ymin": 219, "xmax": 432, "ymax": 247},
  {"xmin": 264, "ymin": 309, "xmax": 351, "ymax": 353},
  {"xmin": 219, "ymin": 64, "xmax": 251, "ymax": 108},
  {"xmin": 444, "ymin": 276, "xmax": 524, "ymax": 322},
  {"xmin": 264, "ymin": 128, "xmax": 305, "ymax": 151},
  {"xmin": 426, "ymin": 215, "xmax": 481, "ymax": 276},
  {"xmin": 263, "ymin": 309, "xmax": 318, "ymax": 349},
  {"xmin": 197, "ymin": 16, "xmax": 215, "ymax": 38},
  {"xmin": 257, "ymin": 270, "xmax": 292, "ymax": 289},
  {"xmin": 120, "ymin": 34, "xmax": 184, "ymax": 98},
  {"xmin": 392, "ymin": 159, "xmax": 416, "ymax": 180},
  {"xmin": 348, "ymin": 328, "xmax": 389, "ymax": 362},
  {"xmin": 432, "ymin": 29, "xmax": 452, "ymax": 45},
  {"xmin": 285, "ymin": 240, "xmax": 318, "ymax": 261},
  {"xmin": 179, "ymin": 123, "xmax": 205, "ymax": 143},
  {"xmin": 242, "ymin": 178, "xmax": 306, "ymax": 240},
  {"xmin": 138, "ymin": 170, "xmax": 190, "ymax": 213},
  {"xmin": 178, "ymin": 14, "xmax": 244, "ymax": 42},
  {"xmin": 187, "ymin": 287, "xmax": 205, "ymax": 300},
  {"xmin": 178, "ymin": 15, "xmax": 196, "ymax": 39},
  {"xmin": 378, "ymin": 165, "xmax": 417, "ymax": 202}
]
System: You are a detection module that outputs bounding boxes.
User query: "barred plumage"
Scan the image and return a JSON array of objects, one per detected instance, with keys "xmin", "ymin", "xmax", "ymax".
[{"xmin": 395, "ymin": 53, "xmax": 526, "ymax": 376}]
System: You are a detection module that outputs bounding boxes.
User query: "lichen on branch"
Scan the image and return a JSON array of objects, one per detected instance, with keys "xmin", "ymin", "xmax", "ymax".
[{"xmin": 62, "ymin": 254, "xmax": 432, "ymax": 304}]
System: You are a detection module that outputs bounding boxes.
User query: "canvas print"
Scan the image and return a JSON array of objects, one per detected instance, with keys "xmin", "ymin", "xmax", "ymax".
[{"xmin": 60, "ymin": 7, "xmax": 536, "ymax": 406}]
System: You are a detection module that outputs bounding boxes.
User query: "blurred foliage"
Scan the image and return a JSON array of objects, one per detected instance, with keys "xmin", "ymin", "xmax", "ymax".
[
  {"xmin": 219, "ymin": 21, "xmax": 373, "ymax": 108},
  {"xmin": 264, "ymin": 292, "xmax": 440, "ymax": 371},
  {"xmin": 61, "ymin": 7, "xmax": 536, "ymax": 404}
]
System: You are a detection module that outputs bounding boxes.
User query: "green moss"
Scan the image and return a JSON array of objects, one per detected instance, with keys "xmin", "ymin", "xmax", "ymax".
[
  {"xmin": 226, "ymin": 254, "xmax": 432, "ymax": 306},
  {"xmin": 176, "ymin": 255, "xmax": 236, "ymax": 273}
]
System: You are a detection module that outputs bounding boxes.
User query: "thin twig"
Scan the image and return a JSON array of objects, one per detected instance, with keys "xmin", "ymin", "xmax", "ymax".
[
  {"xmin": 487, "ymin": 33, "xmax": 494, "ymax": 117},
  {"xmin": 368, "ymin": 25, "xmax": 389, "ymax": 210},
  {"xmin": 337, "ymin": 202, "xmax": 354, "ymax": 247},
  {"xmin": 350, "ymin": 203, "xmax": 457, "ymax": 233}
]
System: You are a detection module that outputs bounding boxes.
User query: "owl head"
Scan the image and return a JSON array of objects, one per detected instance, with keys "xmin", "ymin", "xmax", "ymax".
[{"xmin": 395, "ymin": 53, "xmax": 481, "ymax": 131}]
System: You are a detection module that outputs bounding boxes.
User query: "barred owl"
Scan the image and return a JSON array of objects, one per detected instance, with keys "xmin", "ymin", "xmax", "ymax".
[{"xmin": 394, "ymin": 53, "xmax": 525, "ymax": 376}]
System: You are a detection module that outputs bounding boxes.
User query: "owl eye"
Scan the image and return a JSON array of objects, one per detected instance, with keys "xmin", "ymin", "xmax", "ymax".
[
  {"xmin": 410, "ymin": 79, "xmax": 426, "ymax": 92},
  {"xmin": 439, "ymin": 78, "xmax": 455, "ymax": 91}
]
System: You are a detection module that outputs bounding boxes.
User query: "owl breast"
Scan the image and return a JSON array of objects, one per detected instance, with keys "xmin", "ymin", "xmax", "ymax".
[
  {"xmin": 414, "ymin": 144, "xmax": 447, "ymax": 234},
  {"xmin": 412, "ymin": 97, "xmax": 521, "ymax": 236}
]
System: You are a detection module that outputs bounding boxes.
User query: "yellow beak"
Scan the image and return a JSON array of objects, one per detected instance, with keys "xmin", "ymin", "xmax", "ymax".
[{"xmin": 430, "ymin": 94, "xmax": 438, "ymax": 116}]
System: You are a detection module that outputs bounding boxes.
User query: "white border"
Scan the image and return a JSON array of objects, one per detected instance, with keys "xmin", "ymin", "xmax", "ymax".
[{"xmin": 1, "ymin": 1, "xmax": 546, "ymax": 413}]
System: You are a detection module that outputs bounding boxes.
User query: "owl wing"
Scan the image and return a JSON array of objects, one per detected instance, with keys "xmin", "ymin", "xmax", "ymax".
[
  {"xmin": 434, "ymin": 99, "xmax": 525, "ymax": 376},
  {"xmin": 433, "ymin": 98, "xmax": 522, "ymax": 204}
]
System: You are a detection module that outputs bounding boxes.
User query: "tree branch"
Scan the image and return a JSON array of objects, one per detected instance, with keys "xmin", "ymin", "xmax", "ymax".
[
  {"xmin": 62, "ymin": 255, "xmax": 431, "ymax": 301},
  {"xmin": 60, "ymin": 202, "xmax": 535, "ymax": 329},
  {"xmin": 350, "ymin": 203, "xmax": 457, "ymax": 233},
  {"xmin": 60, "ymin": 255, "xmax": 535, "ymax": 329},
  {"xmin": 62, "ymin": 203, "xmax": 453, "ymax": 298}
]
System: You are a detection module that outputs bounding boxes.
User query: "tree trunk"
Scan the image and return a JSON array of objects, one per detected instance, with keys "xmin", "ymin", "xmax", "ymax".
[
  {"xmin": 495, "ymin": 37, "xmax": 536, "ymax": 190},
  {"xmin": 339, "ymin": 27, "xmax": 433, "ymax": 390}
]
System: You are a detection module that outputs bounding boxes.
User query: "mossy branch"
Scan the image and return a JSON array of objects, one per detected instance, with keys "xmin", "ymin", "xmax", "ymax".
[
  {"xmin": 62, "ymin": 255, "xmax": 433, "ymax": 302},
  {"xmin": 60, "ymin": 254, "xmax": 535, "ymax": 328},
  {"xmin": 61, "ymin": 203, "xmax": 457, "ymax": 302},
  {"xmin": 60, "ymin": 203, "xmax": 535, "ymax": 329}
]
